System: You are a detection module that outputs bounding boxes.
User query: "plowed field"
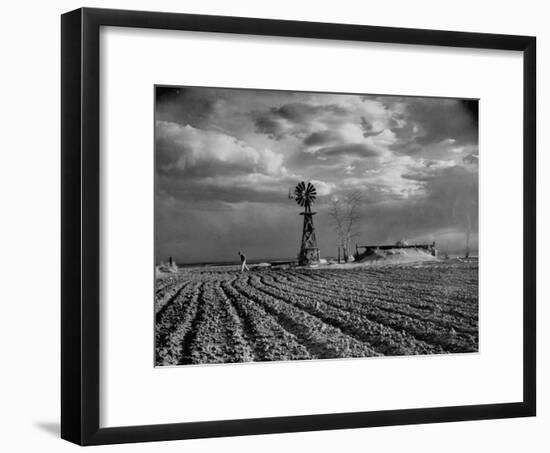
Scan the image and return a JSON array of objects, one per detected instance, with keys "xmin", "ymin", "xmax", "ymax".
[{"xmin": 155, "ymin": 259, "xmax": 478, "ymax": 366}]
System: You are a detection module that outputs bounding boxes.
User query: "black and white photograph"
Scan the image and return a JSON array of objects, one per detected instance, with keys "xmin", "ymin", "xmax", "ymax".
[
  {"xmin": 154, "ymin": 86, "xmax": 479, "ymax": 366},
  {"xmin": 0, "ymin": 0, "xmax": 542, "ymax": 449}
]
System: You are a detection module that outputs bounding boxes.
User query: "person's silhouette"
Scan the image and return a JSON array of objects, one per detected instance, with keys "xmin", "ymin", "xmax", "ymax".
[{"xmin": 238, "ymin": 251, "xmax": 249, "ymax": 272}]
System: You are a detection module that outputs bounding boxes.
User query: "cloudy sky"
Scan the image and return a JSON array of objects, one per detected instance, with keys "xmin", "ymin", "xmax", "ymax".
[{"xmin": 155, "ymin": 86, "xmax": 478, "ymax": 264}]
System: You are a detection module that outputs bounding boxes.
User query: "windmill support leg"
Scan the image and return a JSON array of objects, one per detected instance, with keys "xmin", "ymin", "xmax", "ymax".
[{"xmin": 298, "ymin": 211, "xmax": 320, "ymax": 265}]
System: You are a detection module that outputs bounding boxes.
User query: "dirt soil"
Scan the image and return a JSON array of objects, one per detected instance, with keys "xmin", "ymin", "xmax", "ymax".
[{"xmin": 155, "ymin": 259, "xmax": 478, "ymax": 366}]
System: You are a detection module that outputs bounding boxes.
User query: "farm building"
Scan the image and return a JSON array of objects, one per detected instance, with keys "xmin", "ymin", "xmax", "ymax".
[{"xmin": 354, "ymin": 241, "xmax": 437, "ymax": 261}]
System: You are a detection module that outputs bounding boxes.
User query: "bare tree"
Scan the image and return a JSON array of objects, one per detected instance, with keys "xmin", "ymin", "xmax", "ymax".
[{"xmin": 329, "ymin": 190, "xmax": 362, "ymax": 262}]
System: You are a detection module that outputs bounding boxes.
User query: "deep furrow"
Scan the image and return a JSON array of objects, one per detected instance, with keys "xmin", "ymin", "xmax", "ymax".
[
  {"xmin": 155, "ymin": 280, "xmax": 191, "ymax": 318},
  {"xmin": 155, "ymin": 281, "xmax": 201, "ymax": 345},
  {"xmin": 232, "ymin": 277, "xmax": 380, "ymax": 359},
  {"xmin": 251, "ymin": 274, "xmax": 442, "ymax": 355},
  {"xmin": 180, "ymin": 280, "xmax": 249, "ymax": 365},
  {"xmin": 325, "ymin": 271, "xmax": 478, "ymax": 316},
  {"xmin": 301, "ymin": 266, "xmax": 478, "ymax": 291},
  {"xmin": 274, "ymin": 272, "xmax": 478, "ymax": 332},
  {"xmin": 256, "ymin": 274, "xmax": 476, "ymax": 353},
  {"xmin": 213, "ymin": 281, "xmax": 256, "ymax": 362},
  {"xmin": 155, "ymin": 282, "xmax": 203, "ymax": 366},
  {"xmin": 155, "ymin": 276, "xmax": 179, "ymax": 294},
  {"xmin": 294, "ymin": 271, "xmax": 478, "ymax": 321},
  {"xmin": 221, "ymin": 280, "xmax": 311, "ymax": 361},
  {"xmin": 288, "ymin": 270, "xmax": 477, "ymax": 313},
  {"xmin": 285, "ymin": 273, "xmax": 479, "ymax": 347}
]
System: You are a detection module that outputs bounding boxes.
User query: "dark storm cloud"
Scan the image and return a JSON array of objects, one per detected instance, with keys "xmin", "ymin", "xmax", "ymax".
[
  {"xmin": 252, "ymin": 102, "xmax": 349, "ymax": 139},
  {"xmin": 254, "ymin": 115, "xmax": 287, "ymax": 140},
  {"xmin": 410, "ymin": 99, "xmax": 478, "ymax": 145},
  {"xmin": 387, "ymin": 98, "xmax": 478, "ymax": 154},
  {"xmin": 400, "ymin": 162, "xmax": 454, "ymax": 182},
  {"xmin": 155, "ymin": 86, "xmax": 479, "ymax": 263},
  {"xmin": 316, "ymin": 143, "xmax": 382, "ymax": 158},
  {"xmin": 348, "ymin": 165, "xmax": 478, "ymax": 253},
  {"xmin": 360, "ymin": 117, "xmax": 384, "ymax": 138},
  {"xmin": 303, "ymin": 130, "xmax": 341, "ymax": 146},
  {"xmin": 422, "ymin": 166, "xmax": 478, "ymax": 226},
  {"xmin": 400, "ymin": 172, "xmax": 439, "ymax": 182},
  {"xmin": 388, "ymin": 142, "xmax": 423, "ymax": 155},
  {"xmin": 156, "ymin": 86, "xmax": 190, "ymax": 102},
  {"xmin": 155, "ymin": 86, "xmax": 220, "ymax": 129},
  {"xmin": 156, "ymin": 197, "xmax": 301, "ymax": 264},
  {"xmin": 272, "ymin": 102, "xmax": 348, "ymax": 122},
  {"xmin": 392, "ymin": 165, "xmax": 478, "ymax": 233}
]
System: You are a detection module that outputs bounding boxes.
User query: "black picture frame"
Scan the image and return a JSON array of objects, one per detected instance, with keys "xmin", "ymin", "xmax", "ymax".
[{"xmin": 61, "ymin": 7, "xmax": 536, "ymax": 446}]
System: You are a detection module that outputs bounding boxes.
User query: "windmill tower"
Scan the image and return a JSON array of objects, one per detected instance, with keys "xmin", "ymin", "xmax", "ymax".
[{"xmin": 292, "ymin": 181, "xmax": 320, "ymax": 265}]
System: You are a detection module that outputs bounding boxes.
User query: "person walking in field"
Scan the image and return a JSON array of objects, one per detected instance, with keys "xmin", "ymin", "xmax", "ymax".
[{"xmin": 238, "ymin": 251, "xmax": 250, "ymax": 272}]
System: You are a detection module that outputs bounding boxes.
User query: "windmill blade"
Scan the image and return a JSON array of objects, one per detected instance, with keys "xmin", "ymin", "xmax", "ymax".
[
  {"xmin": 306, "ymin": 188, "xmax": 317, "ymax": 198},
  {"xmin": 301, "ymin": 182, "xmax": 316, "ymax": 205},
  {"xmin": 294, "ymin": 182, "xmax": 305, "ymax": 206}
]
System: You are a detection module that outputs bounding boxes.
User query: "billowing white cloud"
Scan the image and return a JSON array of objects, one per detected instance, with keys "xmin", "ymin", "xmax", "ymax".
[{"xmin": 156, "ymin": 120, "xmax": 285, "ymax": 177}]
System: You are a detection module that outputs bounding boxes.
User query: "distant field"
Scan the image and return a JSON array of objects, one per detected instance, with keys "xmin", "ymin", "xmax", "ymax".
[{"xmin": 155, "ymin": 259, "xmax": 478, "ymax": 366}]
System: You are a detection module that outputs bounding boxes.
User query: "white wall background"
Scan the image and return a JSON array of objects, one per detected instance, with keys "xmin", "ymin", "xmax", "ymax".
[{"xmin": 0, "ymin": 0, "xmax": 547, "ymax": 451}]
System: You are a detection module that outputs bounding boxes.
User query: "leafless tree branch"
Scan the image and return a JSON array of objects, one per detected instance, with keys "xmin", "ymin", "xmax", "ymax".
[{"xmin": 328, "ymin": 190, "xmax": 362, "ymax": 262}]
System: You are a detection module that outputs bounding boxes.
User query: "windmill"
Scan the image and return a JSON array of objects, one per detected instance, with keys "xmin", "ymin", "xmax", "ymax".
[{"xmin": 291, "ymin": 181, "xmax": 320, "ymax": 265}]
